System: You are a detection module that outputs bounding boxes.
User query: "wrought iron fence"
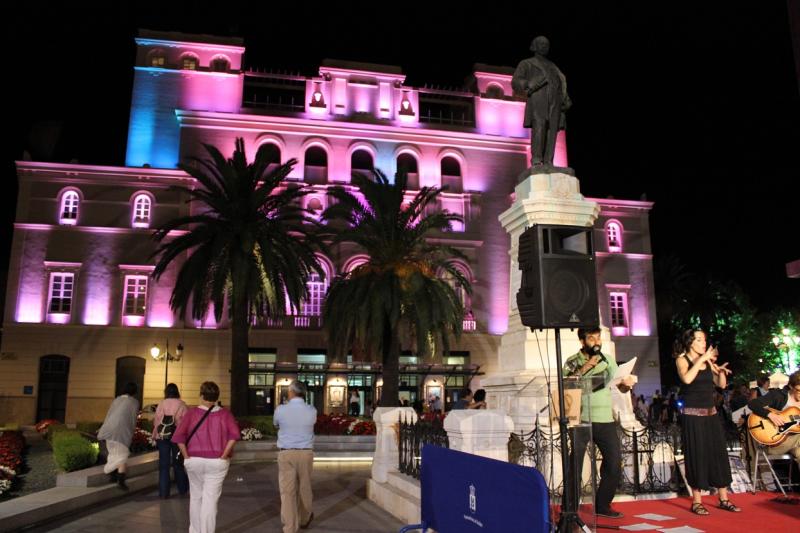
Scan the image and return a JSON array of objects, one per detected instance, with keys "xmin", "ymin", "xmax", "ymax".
[
  {"xmin": 509, "ymin": 420, "xmax": 741, "ymax": 497},
  {"xmin": 398, "ymin": 414, "xmax": 449, "ymax": 479}
]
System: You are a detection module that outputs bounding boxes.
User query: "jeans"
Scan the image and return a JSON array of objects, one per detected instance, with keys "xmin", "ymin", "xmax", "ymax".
[
  {"xmin": 566, "ymin": 422, "xmax": 622, "ymax": 513},
  {"xmin": 157, "ymin": 439, "xmax": 189, "ymax": 497}
]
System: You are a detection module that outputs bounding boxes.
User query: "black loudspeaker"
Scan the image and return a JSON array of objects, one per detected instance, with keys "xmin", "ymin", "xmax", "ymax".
[{"xmin": 516, "ymin": 224, "xmax": 599, "ymax": 329}]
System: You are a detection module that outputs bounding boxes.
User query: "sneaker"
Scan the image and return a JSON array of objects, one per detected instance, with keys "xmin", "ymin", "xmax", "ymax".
[{"xmin": 596, "ymin": 508, "xmax": 624, "ymax": 518}]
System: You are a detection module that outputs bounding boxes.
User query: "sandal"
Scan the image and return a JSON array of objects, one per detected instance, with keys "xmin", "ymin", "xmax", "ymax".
[
  {"xmin": 691, "ymin": 502, "xmax": 710, "ymax": 515},
  {"xmin": 719, "ymin": 499, "xmax": 741, "ymax": 512}
]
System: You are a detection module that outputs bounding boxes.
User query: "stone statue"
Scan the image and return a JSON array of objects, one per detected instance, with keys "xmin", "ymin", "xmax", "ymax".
[{"xmin": 512, "ymin": 36, "xmax": 572, "ymax": 173}]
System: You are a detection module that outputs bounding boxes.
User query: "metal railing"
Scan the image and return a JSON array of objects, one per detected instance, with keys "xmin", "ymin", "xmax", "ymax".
[
  {"xmin": 398, "ymin": 413, "xmax": 449, "ymax": 479},
  {"xmin": 509, "ymin": 420, "xmax": 742, "ymax": 497}
]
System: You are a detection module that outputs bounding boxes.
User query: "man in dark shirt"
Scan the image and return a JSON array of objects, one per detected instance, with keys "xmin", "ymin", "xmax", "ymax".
[
  {"xmin": 748, "ymin": 371, "xmax": 800, "ymax": 469},
  {"xmin": 451, "ymin": 389, "xmax": 473, "ymax": 410}
]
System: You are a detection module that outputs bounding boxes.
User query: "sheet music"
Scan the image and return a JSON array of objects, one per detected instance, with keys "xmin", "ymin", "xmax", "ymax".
[{"xmin": 609, "ymin": 356, "xmax": 637, "ymax": 389}]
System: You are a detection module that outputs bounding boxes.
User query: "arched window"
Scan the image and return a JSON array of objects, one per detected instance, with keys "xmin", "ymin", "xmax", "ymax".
[
  {"xmin": 441, "ymin": 156, "xmax": 463, "ymax": 193},
  {"xmin": 301, "ymin": 271, "xmax": 328, "ymax": 318},
  {"xmin": 304, "ymin": 146, "xmax": 328, "ymax": 184},
  {"xmin": 210, "ymin": 56, "xmax": 230, "ymax": 72},
  {"xmin": 351, "ymin": 149, "xmax": 374, "ymax": 179},
  {"xmin": 397, "ymin": 153, "xmax": 419, "ymax": 190},
  {"xmin": 441, "ymin": 263, "xmax": 472, "ymax": 316},
  {"xmin": 260, "ymin": 143, "xmax": 282, "ymax": 174},
  {"xmin": 606, "ymin": 221, "xmax": 623, "ymax": 252},
  {"xmin": 344, "ymin": 255, "xmax": 369, "ymax": 274},
  {"xmin": 131, "ymin": 194, "xmax": 152, "ymax": 228},
  {"xmin": 485, "ymin": 84, "xmax": 504, "ymax": 99},
  {"xmin": 181, "ymin": 55, "xmax": 198, "ymax": 70},
  {"xmin": 148, "ymin": 50, "xmax": 166, "ymax": 68},
  {"xmin": 59, "ymin": 190, "xmax": 80, "ymax": 225}
]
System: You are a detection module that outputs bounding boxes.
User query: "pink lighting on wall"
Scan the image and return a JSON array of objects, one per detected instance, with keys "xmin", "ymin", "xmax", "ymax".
[
  {"xmin": 148, "ymin": 318, "xmax": 174, "ymax": 328},
  {"xmin": 181, "ymin": 72, "xmax": 244, "ymax": 114},
  {"xmin": 16, "ymin": 303, "xmax": 43, "ymax": 323},
  {"xmin": 83, "ymin": 283, "xmax": 111, "ymax": 326},
  {"xmin": 554, "ymin": 130, "xmax": 568, "ymax": 168},
  {"xmin": 47, "ymin": 313, "xmax": 70, "ymax": 325},
  {"xmin": 123, "ymin": 315, "xmax": 146, "ymax": 327}
]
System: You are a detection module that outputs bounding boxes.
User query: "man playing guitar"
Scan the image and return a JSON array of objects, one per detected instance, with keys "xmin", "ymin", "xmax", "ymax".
[{"xmin": 747, "ymin": 370, "xmax": 800, "ymax": 468}]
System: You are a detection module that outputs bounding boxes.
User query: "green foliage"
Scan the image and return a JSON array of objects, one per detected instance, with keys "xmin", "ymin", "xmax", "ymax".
[
  {"xmin": 236, "ymin": 416, "xmax": 276, "ymax": 436},
  {"xmin": 51, "ymin": 429, "xmax": 83, "ymax": 446},
  {"xmin": 151, "ymin": 138, "xmax": 324, "ymax": 415},
  {"xmin": 137, "ymin": 418, "xmax": 154, "ymax": 433},
  {"xmin": 45, "ymin": 424, "xmax": 69, "ymax": 443},
  {"xmin": 52, "ymin": 434, "xmax": 99, "ymax": 472},
  {"xmin": 322, "ymin": 171, "xmax": 470, "ymax": 406},
  {"xmin": 656, "ymin": 254, "xmax": 799, "ymax": 386}
]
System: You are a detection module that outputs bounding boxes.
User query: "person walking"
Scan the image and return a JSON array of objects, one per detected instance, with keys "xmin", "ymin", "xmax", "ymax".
[
  {"xmin": 172, "ymin": 382, "xmax": 240, "ymax": 533},
  {"xmin": 152, "ymin": 382, "xmax": 189, "ymax": 498},
  {"xmin": 97, "ymin": 382, "xmax": 139, "ymax": 490},
  {"xmin": 274, "ymin": 380, "xmax": 317, "ymax": 533}
]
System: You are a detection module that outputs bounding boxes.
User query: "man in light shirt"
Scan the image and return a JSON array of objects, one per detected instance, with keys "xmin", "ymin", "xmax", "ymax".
[{"xmin": 273, "ymin": 380, "xmax": 317, "ymax": 532}]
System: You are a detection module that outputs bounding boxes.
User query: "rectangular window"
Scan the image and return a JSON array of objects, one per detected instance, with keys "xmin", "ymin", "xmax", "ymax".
[
  {"xmin": 48, "ymin": 273, "xmax": 74, "ymax": 314},
  {"xmin": 249, "ymin": 351, "xmax": 277, "ymax": 364},
  {"xmin": 609, "ymin": 292, "xmax": 628, "ymax": 328},
  {"xmin": 123, "ymin": 275, "xmax": 148, "ymax": 316},
  {"xmin": 297, "ymin": 353, "xmax": 326, "ymax": 365}
]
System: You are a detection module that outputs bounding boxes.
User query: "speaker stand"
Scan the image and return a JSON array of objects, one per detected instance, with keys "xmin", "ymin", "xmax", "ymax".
[{"xmin": 547, "ymin": 327, "xmax": 589, "ymax": 532}]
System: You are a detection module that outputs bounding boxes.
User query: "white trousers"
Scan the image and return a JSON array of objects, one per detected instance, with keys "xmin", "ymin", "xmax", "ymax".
[
  {"xmin": 103, "ymin": 440, "xmax": 130, "ymax": 474},
  {"xmin": 184, "ymin": 457, "xmax": 230, "ymax": 533}
]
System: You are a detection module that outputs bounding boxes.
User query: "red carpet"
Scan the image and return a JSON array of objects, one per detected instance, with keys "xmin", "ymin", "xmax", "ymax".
[{"xmin": 593, "ymin": 492, "xmax": 799, "ymax": 531}]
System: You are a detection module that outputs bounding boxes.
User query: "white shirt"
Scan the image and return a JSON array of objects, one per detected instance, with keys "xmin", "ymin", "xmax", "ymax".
[{"xmin": 273, "ymin": 397, "xmax": 317, "ymax": 449}]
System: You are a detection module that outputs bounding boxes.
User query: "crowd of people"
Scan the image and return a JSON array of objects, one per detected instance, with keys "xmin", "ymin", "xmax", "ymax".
[{"xmin": 98, "ymin": 380, "xmax": 316, "ymax": 533}]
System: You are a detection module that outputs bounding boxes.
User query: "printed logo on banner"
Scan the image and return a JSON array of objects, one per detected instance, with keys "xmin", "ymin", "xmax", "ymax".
[{"xmin": 469, "ymin": 484, "xmax": 477, "ymax": 514}]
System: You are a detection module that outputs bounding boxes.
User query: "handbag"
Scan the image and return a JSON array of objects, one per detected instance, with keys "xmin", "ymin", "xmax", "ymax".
[{"xmin": 176, "ymin": 407, "xmax": 213, "ymax": 464}]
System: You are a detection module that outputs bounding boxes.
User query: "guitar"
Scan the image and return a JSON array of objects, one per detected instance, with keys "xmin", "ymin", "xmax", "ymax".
[{"xmin": 747, "ymin": 406, "xmax": 800, "ymax": 446}]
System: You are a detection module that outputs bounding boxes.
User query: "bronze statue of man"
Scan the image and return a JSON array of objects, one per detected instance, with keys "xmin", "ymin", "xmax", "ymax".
[{"xmin": 512, "ymin": 36, "xmax": 571, "ymax": 170}]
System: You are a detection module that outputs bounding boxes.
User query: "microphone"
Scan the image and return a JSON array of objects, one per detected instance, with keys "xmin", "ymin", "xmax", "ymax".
[{"xmin": 589, "ymin": 344, "xmax": 606, "ymax": 363}]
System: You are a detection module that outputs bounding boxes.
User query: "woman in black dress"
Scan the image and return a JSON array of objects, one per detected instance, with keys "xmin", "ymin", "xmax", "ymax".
[{"xmin": 675, "ymin": 328, "xmax": 740, "ymax": 515}]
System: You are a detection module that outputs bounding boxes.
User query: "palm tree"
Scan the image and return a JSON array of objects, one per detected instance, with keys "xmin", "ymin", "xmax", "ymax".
[
  {"xmin": 322, "ymin": 171, "xmax": 470, "ymax": 407},
  {"xmin": 152, "ymin": 138, "xmax": 324, "ymax": 415}
]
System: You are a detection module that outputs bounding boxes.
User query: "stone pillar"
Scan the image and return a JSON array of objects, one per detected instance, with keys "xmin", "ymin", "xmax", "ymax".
[
  {"xmin": 482, "ymin": 171, "xmax": 607, "ymax": 432},
  {"xmin": 371, "ymin": 406, "xmax": 417, "ymax": 483},
  {"xmin": 444, "ymin": 409, "xmax": 514, "ymax": 462}
]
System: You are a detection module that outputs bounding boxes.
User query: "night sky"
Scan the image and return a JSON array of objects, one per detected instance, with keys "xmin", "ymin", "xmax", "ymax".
[{"xmin": 5, "ymin": 2, "xmax": 800, "ymax": 311}]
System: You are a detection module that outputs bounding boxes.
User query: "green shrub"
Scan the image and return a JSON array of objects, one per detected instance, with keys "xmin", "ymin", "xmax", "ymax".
[
  {"xmin": 236, "ymin": 416, "xmax": 276, "ymax": 437},
  {"xmin": 76, "ymin": 421, "xmax": 103, "ymax": 435},
  {"xmin": 137, "ymin": 418, "xmax": 153, "ymax": 433},
  {"xmin": 51, "ymin": 429, "xmax": 84, "ymax": 446},
  {"xmin": 52, "ymin": 434, "xmax": 99, "ymax": 472},
  {"xmin": 46, "ymin": 424, "xmax": 69, "ymax": 443}
]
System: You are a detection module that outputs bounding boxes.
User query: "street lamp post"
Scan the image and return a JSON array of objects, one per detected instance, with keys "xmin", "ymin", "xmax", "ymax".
[{"xmin": 150, "ymin": 340, "xmax": 184, "ymax": 389}]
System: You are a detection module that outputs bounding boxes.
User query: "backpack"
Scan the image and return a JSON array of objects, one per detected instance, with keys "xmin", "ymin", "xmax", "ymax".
[{"xmin": 156, "ymin": 414, "xmax": 176, "ymax": 440}]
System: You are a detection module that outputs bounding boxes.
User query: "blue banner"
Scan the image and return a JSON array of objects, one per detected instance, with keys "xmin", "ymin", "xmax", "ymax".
[{"xmin": 420, "ymin": 445, "xmax": 550, "ymax": 533}]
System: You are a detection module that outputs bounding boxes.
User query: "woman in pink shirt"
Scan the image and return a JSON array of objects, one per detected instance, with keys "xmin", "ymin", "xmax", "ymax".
[
  {"xmin": 172, "ymin": 381, "xmax": 239, "ymax": 533},
  {"xmin": 152, "ymin": 383, "xmax": 189, "ymax": 498}
]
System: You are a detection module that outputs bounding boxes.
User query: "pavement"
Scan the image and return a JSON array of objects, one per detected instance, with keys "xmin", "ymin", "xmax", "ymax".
[{"xmin": 25, "ymin": 461, "xmax": 405, "ymax": 532}]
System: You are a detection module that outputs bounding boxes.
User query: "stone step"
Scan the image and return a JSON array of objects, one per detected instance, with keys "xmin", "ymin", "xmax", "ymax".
[
  {"xmin": 57, "ymin": 451, "xmax": 158, "ymax": 487},
  {"xmin": 0, "ymin": 469, "xmax": 158, "ymax": 531}
]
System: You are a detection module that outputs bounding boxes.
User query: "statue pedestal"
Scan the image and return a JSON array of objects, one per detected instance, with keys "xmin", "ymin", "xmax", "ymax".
[{"xmin": 482, "ymin": 171, "xmax": 604, "ymax": 432}]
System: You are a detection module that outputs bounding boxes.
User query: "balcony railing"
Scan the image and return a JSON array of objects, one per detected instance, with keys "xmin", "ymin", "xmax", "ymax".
[{"xmin": 254, "ymin": 314, "xmax": 324, "ymax": 329}]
